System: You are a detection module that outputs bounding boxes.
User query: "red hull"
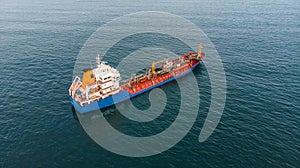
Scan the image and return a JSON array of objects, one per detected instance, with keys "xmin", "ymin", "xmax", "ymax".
[{"xmin": 121, "ymin": 52, "xmax": 204, "ymax": 94}]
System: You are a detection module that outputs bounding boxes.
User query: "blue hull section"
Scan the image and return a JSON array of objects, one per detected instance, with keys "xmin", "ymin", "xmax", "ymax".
[
  {"xmin": 70, "ymin": 62, "xmax": 200, "ymax": 114},
  {"xmin": 69, "ymin": 90, "xmax": 130, "ymax": 114}
]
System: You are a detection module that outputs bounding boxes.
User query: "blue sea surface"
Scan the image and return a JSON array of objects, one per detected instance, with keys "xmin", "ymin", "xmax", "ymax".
[{"xmin": 0, "ymin": 0, "xmax": 299, "ymax": 167}]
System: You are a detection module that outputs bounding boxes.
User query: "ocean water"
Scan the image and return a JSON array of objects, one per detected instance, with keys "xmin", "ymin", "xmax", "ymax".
[{"xmin": 0, "ymin": 0, "xmax": 299, "ymax": 167}]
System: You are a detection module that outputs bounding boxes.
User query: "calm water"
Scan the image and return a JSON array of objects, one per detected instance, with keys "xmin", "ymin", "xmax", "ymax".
[{"xmin": 1, "ymin": 0, "xmax": 299, "ymax": 167}]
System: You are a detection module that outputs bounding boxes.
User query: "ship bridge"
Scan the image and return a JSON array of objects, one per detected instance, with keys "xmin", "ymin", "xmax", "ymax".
[{"xmin": 69, "ymin": 56, "xmax": 121, "ymax": 106}]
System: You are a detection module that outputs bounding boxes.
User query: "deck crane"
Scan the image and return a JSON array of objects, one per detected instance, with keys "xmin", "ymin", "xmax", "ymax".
[{"xmin": 151, "ymin": 58, "xmax": 170, "ymax": 73}]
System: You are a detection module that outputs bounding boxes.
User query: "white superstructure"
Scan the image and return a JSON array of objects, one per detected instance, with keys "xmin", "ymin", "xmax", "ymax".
[{"xmin": 69, "ymin": 56, "xmax": 121, "ymax": 106}]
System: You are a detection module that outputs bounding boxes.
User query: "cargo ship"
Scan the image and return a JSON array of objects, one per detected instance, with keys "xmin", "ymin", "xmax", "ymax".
[{"xmin": 69, "ymin": 43, "xmax": 205, "ymax": 114}]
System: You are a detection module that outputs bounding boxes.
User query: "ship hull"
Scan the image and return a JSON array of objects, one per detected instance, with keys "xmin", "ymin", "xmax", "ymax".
[{"xmin": 71, "ymin": 61, "xmax": 201, "ymax": 114}]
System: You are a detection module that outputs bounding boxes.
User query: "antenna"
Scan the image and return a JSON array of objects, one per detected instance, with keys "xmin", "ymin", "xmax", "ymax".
[{"xmin": 96, "ymin": 53, "xmax": 101, "ymax": 67}]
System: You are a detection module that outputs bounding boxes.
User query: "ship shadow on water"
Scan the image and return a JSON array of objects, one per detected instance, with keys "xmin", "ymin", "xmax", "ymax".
[{"xmin": 71, "ymin": 106, "xmax": 79, "ymax": 122}]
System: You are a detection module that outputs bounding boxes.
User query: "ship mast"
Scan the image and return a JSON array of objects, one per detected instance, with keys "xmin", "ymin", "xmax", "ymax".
[
  {"xmin": 96, "ymin": 54, "xmax": 101, "ymax": 68},
  {"xmin": 197, "ymin": 42, "xmax": 203, "ymax": 58}
]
